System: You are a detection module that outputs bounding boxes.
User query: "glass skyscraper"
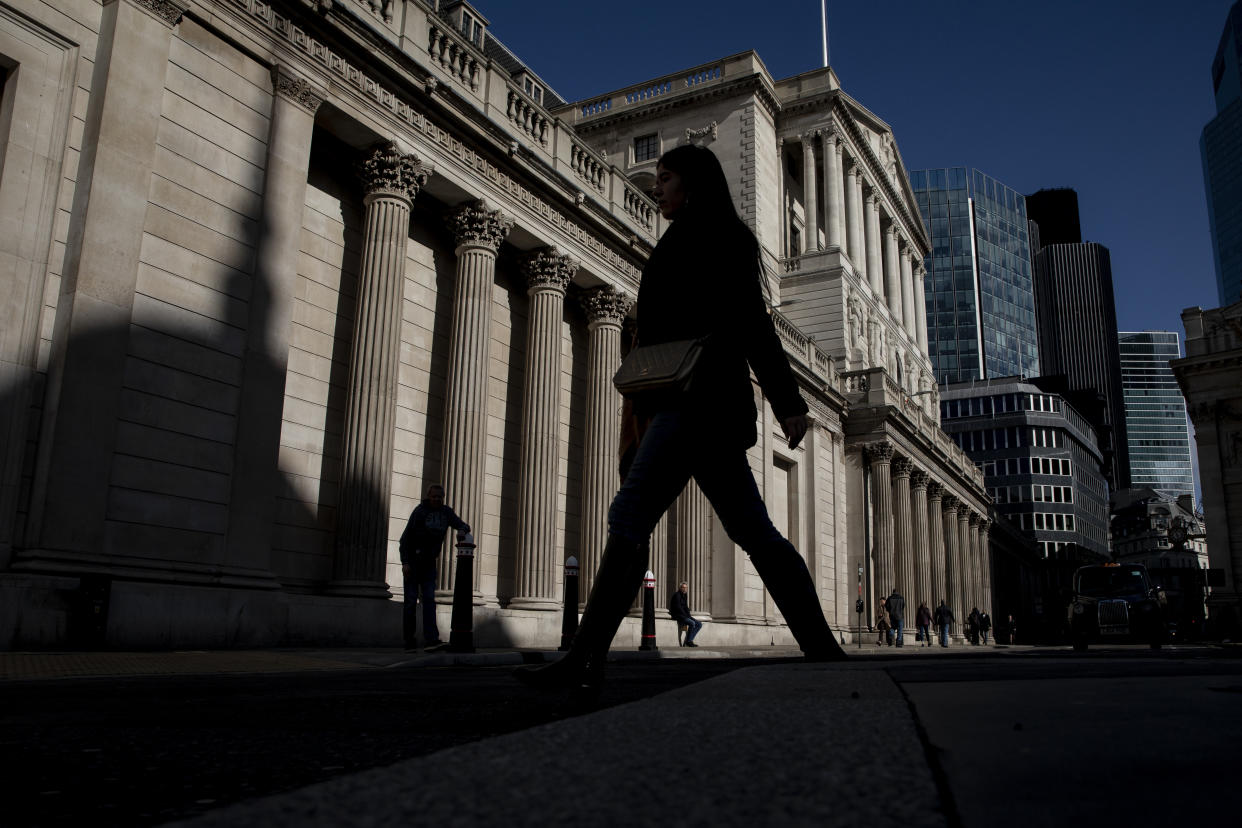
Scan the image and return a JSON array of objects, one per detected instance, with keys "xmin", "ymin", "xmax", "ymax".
[
  {"xmin": 1118, "ymin": 331, "xmax": 1195, "ymax": 498},
  {"xmin": 1201, "ymin": 0, "xmax": 1242, "ymax": 306},
  {"xmin": 910, "ymin": 168, "xmax": 1040, "ymax": 384}
]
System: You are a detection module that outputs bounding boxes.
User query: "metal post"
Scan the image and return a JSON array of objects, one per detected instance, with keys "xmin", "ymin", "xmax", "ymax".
[
  {"xmin": 447, "ymin": 532, "xmax": 476, "ymax": 653},
  {"xmin": 560, "ymin": 556, "xmax": 579, "ymax": 651},
  {"xmin": 639, "ymin": 569, "xmax": 657, "ymax": 651}
]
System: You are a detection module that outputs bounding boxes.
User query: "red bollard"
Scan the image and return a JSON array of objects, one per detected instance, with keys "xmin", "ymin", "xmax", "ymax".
[
  {"xmin": 559, "ymin": 556, "xmax": 579, "ymax": 651},
  {"xmin": 639, "ymin": 570, "xmax": 657, "ymax": 651}
]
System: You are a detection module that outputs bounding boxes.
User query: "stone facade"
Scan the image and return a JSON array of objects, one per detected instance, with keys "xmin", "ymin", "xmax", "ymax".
[
  {"xmin": 1173, "ymin": 300, "xmax": 1242, "ymax": 633},
  {"xmin": 0, "ymin": 0, "xmax": 990, "ymax": 649}
]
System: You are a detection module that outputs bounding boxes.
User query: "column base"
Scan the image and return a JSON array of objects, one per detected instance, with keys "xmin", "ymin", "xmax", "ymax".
[
  {"xmin": 323, "ymin": 579, "xmax": 392, "ymax": 600},
  {"xmin": 10, "ymin": 547, "xmax": 283, "ymax": 591},
  {"xmin": 506, "ymin": 596, "xmax": 561, "ymax": 612}
]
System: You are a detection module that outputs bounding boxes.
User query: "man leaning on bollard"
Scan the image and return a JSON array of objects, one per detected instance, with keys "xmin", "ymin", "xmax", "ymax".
[
  {"xmin": 399, "ymin": 484, "xmax": 471, "ymax": 653},
  {"xmin": 669, "ymin": 581, "xmax": 703, "ymax": 647}
]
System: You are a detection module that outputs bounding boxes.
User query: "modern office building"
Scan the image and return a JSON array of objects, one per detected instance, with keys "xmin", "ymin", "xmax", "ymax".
[
  {"xmin": 909, "ymin": 168, "xmax": 1040, "ymax": 385},
  {"xmin": 1030, "ymin": 232, "xmax": 1130, "ymax": 494},
  {"xmin": 1201, "ymin": 1, "xmax": 1242, "ymax": 307},
  {"xmin": 939, "ymin": 377, "xmax": 1110, "ymax": 564},
  {"xmin": 1118, "ymin": 332, "xmax": 1195, "ymax": 499}
]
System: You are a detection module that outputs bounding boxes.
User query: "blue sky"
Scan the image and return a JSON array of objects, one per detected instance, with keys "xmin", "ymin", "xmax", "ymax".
[{"xmin": 480, "ymin": 0, "xmax": 1233, "ymax": 338}]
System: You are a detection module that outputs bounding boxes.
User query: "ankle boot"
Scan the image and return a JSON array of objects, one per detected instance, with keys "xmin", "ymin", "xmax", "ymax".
[
  {"xmin": 750, "ymin": 540, "xmax": 848, "ymax": 661},
  {"xmin": 514, "ymin": 533, "xmax": 646, "ymax": 691}
]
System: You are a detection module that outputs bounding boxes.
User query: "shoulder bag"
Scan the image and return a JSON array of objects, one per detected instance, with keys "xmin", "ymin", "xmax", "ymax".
[{"xmin": 612, "ymin": 337, "xmax": 708, "ymax": 400}]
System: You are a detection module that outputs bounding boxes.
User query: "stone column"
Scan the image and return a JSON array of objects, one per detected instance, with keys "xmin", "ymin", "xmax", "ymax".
[
  {"xmin": 845, "ymin": 160, "xmax": 864, "ymax": 278},
  {"xmin": 910, "ymin": 469, "xmax": 931, "ymax": 610},
  {"xmin": 915, "ymin": 264, "xmax": 930, "ymax": 357},
  {"xmin": 979, "ymin": 518, "xmax": 992, "ymax": 614},
  {"xmin": 942, "ymin": 495, "xmax": 962, "ymax": 638},
  {"xmin": 676, "ymin": 479, "xmax": 712, "ymax": 619},
  {"xmin": 891, "ymin": 456, "xmax": 913, "ymax": 601},
  {"xmin": 821, "ymin": 131, "xmax": 843, "ymax": 250},
  {"xmin": 802, "ymin": 133, "xmax": 818, "ymax": 252},
  {"xmin": 225, "ymin": 66, "xmax": 326, "ymax": 579},
  {"xmin": 864, "ymin": 189, "xmax": 883, "ymax": 298},
  {"xmin": 577, "ymin": 286, "xmax": 630, "ymax": 601},
  {"xmin": 926, "ymin": 481, "xmax": 946, "ymax": 606},
  {"xmin": 865, "ymin": 442, "xmax": 894, "ymax": 610},
  {"xmin": 439, "ymin": 201, "xmax": 513, "ymax": 593},
  {"xmin": 972, "ymin": 513, "xmax": 985, "ymax": 614},
  {"xmin": 884, "ymin": 223, "xmax": 902, "ymax": 324},
  {"xmin": 510, "ymin": 248, "xmax": 576, "ymax": 609},
  {"xmin": 330, "ymin": 142, "xmax": 431, "ymax": 597},
  {"xmin": 957, "ymin": 508, "xmax": 973, "ymax": 623},
  {"xmin": 31, "ymin": 0, "xmax": 192, "ymax": 556},
  {"xmin": 900, "ymin": 241, "xmax": 918, "ymax": 341}
]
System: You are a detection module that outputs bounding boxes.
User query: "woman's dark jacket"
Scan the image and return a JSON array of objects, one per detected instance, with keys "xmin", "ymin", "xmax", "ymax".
[{"xmin": 634, "ymin": 209, "xmax": 807, "ymax": 450}]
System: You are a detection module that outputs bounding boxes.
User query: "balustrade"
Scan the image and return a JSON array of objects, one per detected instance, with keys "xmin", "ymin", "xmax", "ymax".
[
  {"xmin": 622, "ymin": 183, "xmax": 655, "ymax": 230},
  {"xmin": 570, "ymin": 142, "xmax": 607, "ymax": 192},
  {"xmin": 506, "ymin": 88, "xmax": 549, "ymax": 146},
  {"xmin": 427, "ymin": 23, "xmax": 481, "ymax": 91}
]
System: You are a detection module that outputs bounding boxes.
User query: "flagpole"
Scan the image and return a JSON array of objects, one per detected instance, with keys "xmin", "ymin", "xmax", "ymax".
[{"xmin": 821, "ymin": 0, "xmax": 829, "ymax": 68}]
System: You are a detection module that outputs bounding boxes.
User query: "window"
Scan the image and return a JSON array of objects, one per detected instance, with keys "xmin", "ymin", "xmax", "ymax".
[
  {"xmin": 522, "ymin": 76, "xmax": 543, "ymax": 105},
  {"xmin": 461, "ymin": 10, "xmax": 484, "ymax": 46},
  {"xmin": 634, "ymin": 133, "xmax": 659, "ymax": 162}
]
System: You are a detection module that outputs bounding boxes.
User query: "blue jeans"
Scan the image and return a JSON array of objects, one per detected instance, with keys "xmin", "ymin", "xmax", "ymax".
[
  {"xmin": 679, "ymin": 616, "xmax": 703, "ymax": 644},
  {"xmin": 892, "ymin": 618, "xmax": 904, "ymax": 646},
  {"xmin": 938, "ymin": 624, "xmax": 950, "ymax": 647},
  {"xmin": 609, "ymin": 410, "xmax": 787, "ymax": 554},
  {"xmin": 917, "ymin": 623, "xmax": 930, "ymax": 645},
  {"xmin": 402, "ymin": 570, "xmax": 439, "ymax": 646}
]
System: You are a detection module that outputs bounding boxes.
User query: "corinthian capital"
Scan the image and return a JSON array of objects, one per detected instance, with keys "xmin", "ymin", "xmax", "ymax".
[
  {"xmin": 892, "ymin": 456, "xmax": 914, "ymax": 478},
  {"xmin": 271, "ymin": 65, "xmax": 327, "ymax": 113},
  {"xmin": 910, "ymin": 468, "xmax": 929, "ymax": 489},
  {"xmin": 926, "ymin": 480, "xmax": 944, "ymax": 500},
  {"xmin": 522, "ymin": 247, "xmax": 576, "ymax": 294},
  {"xmin": 359, "ymin": 141, "xmax": 431, "ymax": 202},
  {"xmin": 864, "ymin": 441, "xmax": 893, "ymax": 464},
  {"xmin": 579, "ymin": 285, "xmax": 632, "ymax": 326},
  {"xmin": 968, "ymin": 512, "xmax": 981, "ymax": 527},
  {"xmin": 942, "ymin": 494, "xmax": 959, "ymax": 512},
  {"xmin": 447, "ymin": 200, "xmax": 513, "ymax": 252}
]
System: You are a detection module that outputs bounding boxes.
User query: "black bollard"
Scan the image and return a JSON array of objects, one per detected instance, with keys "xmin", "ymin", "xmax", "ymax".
[
  {"xmin": 447, "ymin": 532, "xmax": 476, "ymax": 653},
  {"xmin": 639, "ymin": 570, "xmax": 657, "ymax": 651},
  {"xmin": 559, "ymin": 556, "xmax": 579, "ymax": 651}
]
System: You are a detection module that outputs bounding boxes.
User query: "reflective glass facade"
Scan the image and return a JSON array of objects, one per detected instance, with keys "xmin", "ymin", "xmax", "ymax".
[
  {"xmin": 1118, "ymin": 332, "xmax": 1195, "ymax": 499},
  {"xmin": 910, "ymin": 168, "xmax": 1040, "ymax": 384},
  {"xmin": 1202, "ymin": 1, "xmax": 1242, "ymax": 306}
]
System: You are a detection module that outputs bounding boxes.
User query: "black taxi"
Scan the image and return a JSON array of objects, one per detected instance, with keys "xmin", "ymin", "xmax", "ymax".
[{"xmin": 1067, "ymin": 562, "xmax": 1167, "ymax": 651}]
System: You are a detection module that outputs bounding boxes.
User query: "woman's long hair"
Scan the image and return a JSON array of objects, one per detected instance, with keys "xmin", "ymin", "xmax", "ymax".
[{"xmin": 657, "ymin": 144, "xmax": 772, "ymax": 304}]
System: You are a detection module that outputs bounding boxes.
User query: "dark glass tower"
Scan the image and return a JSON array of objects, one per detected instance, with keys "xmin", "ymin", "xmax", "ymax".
[
  {"xmin": 910, "ymin": 167, "xmax": 1040, "ymax": 385},
  {"xmin": 1201, "ymin": 0, "xmax": 1242, "ymax": 306},
  {"xmin": 1117, "ymin": 331, "xmax": 1195, "ymax": 499},
  {"xmin": 1025, "ymin": 189, "xmax": 1082, "ymax": 246},
  {"xmin": 1030, "ymin": 241, "xmax": 1130, "ymax": 493}
]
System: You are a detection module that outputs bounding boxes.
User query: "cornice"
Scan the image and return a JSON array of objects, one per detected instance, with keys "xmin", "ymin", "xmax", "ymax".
[
  {"xmin": 571, "ymin": 73, "xmax": 781, "ymax": 134},
  {"xmin": 216, "ymin": 0, "xmax": 647, "ymax": 284}
]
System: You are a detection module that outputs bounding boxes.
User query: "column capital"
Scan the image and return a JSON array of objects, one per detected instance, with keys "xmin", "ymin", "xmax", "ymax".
[
  {"xmin": 978, "ymin": 518, "xmax": 991, "ymax": 532},
  {"xmin": 844, "ymin": 162, "xmax": 858, "ymax": 180},
  {"xmin": 864, "ymin": 190, "xmax": 876, "ymax": 207},
  {"xmin": 910, "ymin": 468, "xmax": 929, "ymax": 490},
  {"xmin": 926, "ymin": 480, "xmax": 944, "ymax": 500},
  {"xmin": 360, "ymin": 140, "xmax": 431, "ymax": 202},
  {"xmin": 801, "ymin": 128, "xmax": 821, "ymax": 143},
  {"xmin": 884, "ymin": 223, "xmax": 897, "ymax": 240},
  {"xmin": 121, "ymin": 0, "xmax": 191, "ymax": 27},
  {"xmin": 864, "ymin": 441, "xmax": 894, "ymax": 464},
  {"xmin": 968, "ymin": 511, "xmax": 981, "ymax": 526},
  {"xmin": 580, "ymin": 285, "xmax": 632, "ymax": 326},
  {"xmin": 892, "ymin": 455, "xmax": 913, "ymax": 478},
  {"xmin": 942, "ymin": 493, "xmax": 959, "ymax": 512},
  {"xmin": 271, "ymin": 65, "xmax": 327, "ymax": 113},
  {"xmin": 898, "ymin": 236, "xmax": 911, "ymax": 255},
  {"xmin": 522, "ymin": 247, "xmax": 576, "ymax": 294},
  {"xmin": 448, "ymin": 199, "xmax": 513, "ymax": 252}
]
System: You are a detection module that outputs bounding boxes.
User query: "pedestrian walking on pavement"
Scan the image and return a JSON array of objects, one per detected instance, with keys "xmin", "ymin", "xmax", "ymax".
[
  {"xmin": 399, "ymin": 484, "xmax": 471, "ymax": 652},
  {"xmin": 669, "ymin": 581, "xmax": 703, "ymax": 647},
  {"xmin": 934, "ymin": 600, "xmax": 954, "ymax": 647},
  {"xmin": 887, "ymin": 589, "xmax": 906, "ymax": 646},
  {"xmin": 1007, "ymin": 613, "xmax": 1017, "ymax": 644},
  {"xmin": 979, "ymin": 610, "xmax": 992, "ymax": 645},
  {"xmin": 876, "ymin": 602, "xmax": 890, "ymax": 646},
  {"xmin": 916, "ymin": 601, "xmax": 932, "ymax": 647},
  {"xmin": 967, "ymin": 607, "xmax": 981, "ymax": 645},
  {"xmin": 515, "ymin": 145, "xmax": 847, "ymax": 703}
]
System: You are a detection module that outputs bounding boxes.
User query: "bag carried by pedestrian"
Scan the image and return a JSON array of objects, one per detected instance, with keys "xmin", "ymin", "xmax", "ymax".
[{"xmin": 612, "ymin": 337, "xmax": 708, "ymax": 400}]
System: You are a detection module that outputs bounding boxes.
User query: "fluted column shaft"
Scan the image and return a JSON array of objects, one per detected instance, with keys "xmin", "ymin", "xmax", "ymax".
[
  {"xmin": 845, "ymin": 161, "xmax": 865, "ymax": 279},
  {"xmin": 970, "ymin": 515, "xmax": 984, "ymax": 614},
  {"xmin": 926, "ymin": 482, "xmax": 946, "ymax": 607},
  {"xmin": 957, "ymin": 510, "xmax": 973, "ymax": 622},
  {"xmin": 511, "ymin": 249, "xmax": 576, "ymax": 608},
  {"xmin": 900, "ymin": 242, "xmax": 917, "ymax": 341},
  {"xmin": 980, "ymin": 520, "xmax": 992, "ymax": 613},
  {"xmin": 865, "ymin": 191, "xmax": 883, "ymax": 297},
  {"xmin": 915, "ymin": 265, "xmax": 929, "ymax": 357},
  {"xmin": 891, "ymin": 457, "xmax": 913, "ymax": 600},
  {"xmin": 822, "ymin": 132, "xmax": 843, "ymax": 249},
  {"xmin": 439, "ymin": 201, "xmax": 512, "ymax": 593},
  {"xmin": 332, "ymin": 143, "xmax": 430, "ymax": 597},
  {"xmin": 884, "ymin": 224, "xmax": 902, "ymax": 323},
  {"xmin": 866, "ymin": 443, "xmax": 894, "ymax": 610},
  {"xmin": 942, "ymin": 496, "xmax": 962, "ymax": 637},
  {"xmin": 676, "ymin": 480, "xmax": 712, "ymax": 618},
  {"xmin": 578, "ymin": 286, "xmax": 630, "ymax": 602},
  {"xmin": 802, "ymin": 134, "xmax": 818, "ymax": 252},
  {"xmin": 910, "ymin": 470, "xmax": 931, "ymax": 610}
]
